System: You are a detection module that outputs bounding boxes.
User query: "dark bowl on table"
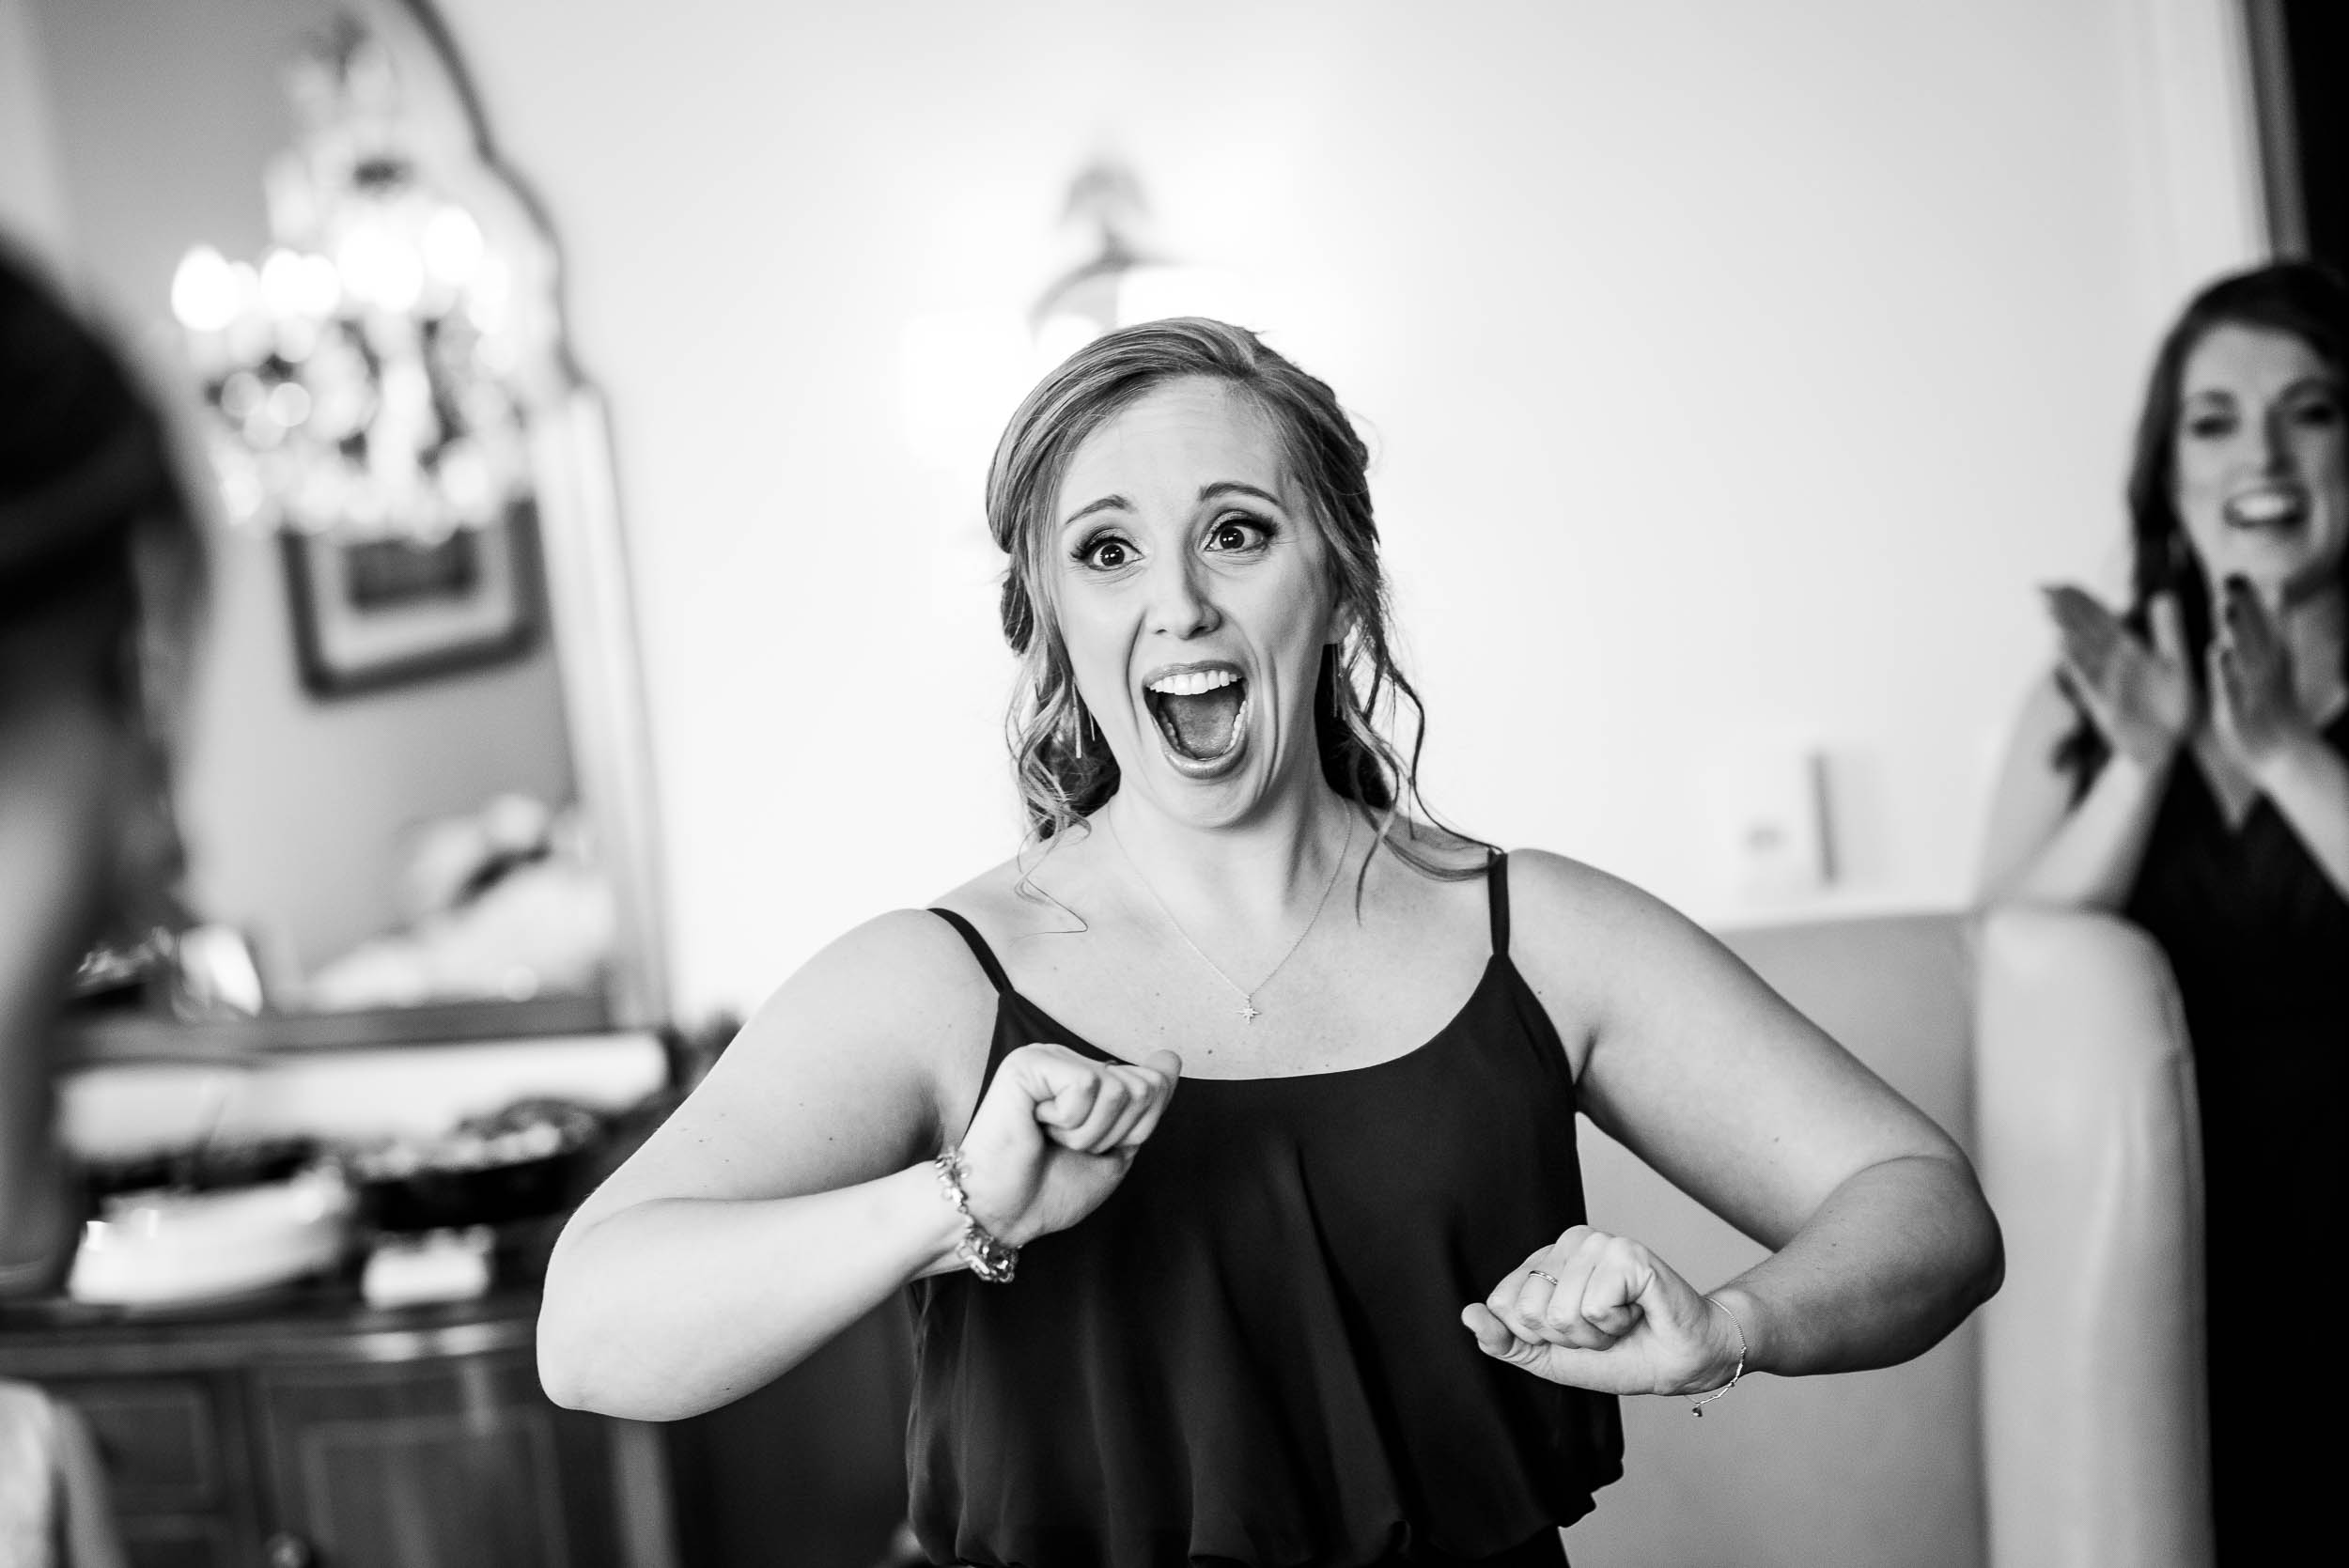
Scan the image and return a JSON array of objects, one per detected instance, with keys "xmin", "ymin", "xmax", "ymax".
[
  {"xmin": 348, "ymin": 1100, "xmax": 603, "ymax": 1235},
  {"xmin": 80, "ymin": 1138, "xmax": 322, "ymax": 1205},
  {"xmin": 354, "ymin": 1146, "xmax": 593, "ymax": 1233}
]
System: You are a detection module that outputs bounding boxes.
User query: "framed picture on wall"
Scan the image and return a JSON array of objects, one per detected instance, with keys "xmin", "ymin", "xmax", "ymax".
[{"xmin": 282, "ymin": 505, "xmax": 541, "ymax": 696}]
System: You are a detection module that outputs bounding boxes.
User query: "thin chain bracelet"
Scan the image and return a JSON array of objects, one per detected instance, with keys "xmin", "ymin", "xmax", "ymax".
[
  {"xmin": 1688, "ymin": 1294, "xmax": 1748, "ymax": 1417},
  {"xmin": 932, "ymin": 1146, "xmax": 1019, "ymax": 1283}
]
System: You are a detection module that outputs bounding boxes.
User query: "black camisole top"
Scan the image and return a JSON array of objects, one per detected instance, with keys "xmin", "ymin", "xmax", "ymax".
[{"xmin": 912, "ymin": 854, "xmax": 1624, "ymax": 1568}]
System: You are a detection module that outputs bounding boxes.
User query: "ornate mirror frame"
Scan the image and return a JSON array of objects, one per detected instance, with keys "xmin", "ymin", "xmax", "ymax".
[
  {"xmin": 65, "ymin": 0, "xmax": 669, "ymax": 1054},
  {"xmin": 330, "ymin": 0, "xmax": 670, "ymax": 1036}
]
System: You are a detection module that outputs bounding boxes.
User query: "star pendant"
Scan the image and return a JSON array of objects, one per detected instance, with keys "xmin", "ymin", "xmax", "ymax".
[{"xmin": 1238, "ymin": 1001, "xmax": 1261, "ymax": 1024}]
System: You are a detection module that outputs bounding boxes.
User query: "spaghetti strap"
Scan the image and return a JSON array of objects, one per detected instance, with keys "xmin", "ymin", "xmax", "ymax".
[
  {"xmin": 1486, "ymin": 851, "xmax": 1511, "ymax": 956},
  {"xmin": 929, "ymin": 908, "xmax": 1013, "ymax": 995},
  {"xmin": 929, "ymin": 908, "xmax": 1024, "ymax": 1116}
]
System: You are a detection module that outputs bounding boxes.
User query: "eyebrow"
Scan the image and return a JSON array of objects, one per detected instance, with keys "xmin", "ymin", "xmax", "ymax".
[
  {"xmin": 2183, "ymin": 374, "xmax": 2342, "ymax": 402},
  {"xmin": 1058, "ymin": 481, "xmax": 1288, "ymax": 532},
  {"xmin": 1200, "ymin": 481, "xmax": 1285, "ymax": 509},
  {"xmin": 1060, "ymin": 493, "xmax": 1131, "ymax": 529}
]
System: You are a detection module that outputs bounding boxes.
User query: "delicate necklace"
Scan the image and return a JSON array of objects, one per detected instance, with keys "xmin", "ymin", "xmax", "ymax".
[{"xmin": 1105, "ymin": 812, "xmax": 1355, "ymax": 1024}]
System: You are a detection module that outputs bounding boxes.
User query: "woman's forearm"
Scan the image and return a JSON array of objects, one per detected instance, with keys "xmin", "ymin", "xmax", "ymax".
[
  {"xmin": 2255, "ymin": 731, "xmax": 2349, "ymax": 901},
  {"xmin": 1712, "ymin": 1154, "xmax": 2002, "ymax": 1378},
  {"xmin": 538, "ymin": 1161, "xmax": 968, "ymax": 1421},
  {"xmin": 1989, "ymin": 753, "xmax": 2170, "ymax": 909}
]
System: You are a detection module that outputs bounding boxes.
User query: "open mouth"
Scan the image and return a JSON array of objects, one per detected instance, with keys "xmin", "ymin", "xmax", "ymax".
[
  {"xmin": 2224, "ymin": 486, "xmax": 2309, "ymax": 530},
  {"xmin": 1144, "ymin": 666, "xmax": 1248, "ymax": 768}
]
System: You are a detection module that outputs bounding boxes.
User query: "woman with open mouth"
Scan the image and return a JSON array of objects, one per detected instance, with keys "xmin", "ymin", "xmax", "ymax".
[
  {"xmin": 542, "ymin": 318, "xmax": 2002, "ymax": 1567},
  {"xmin": 1980, "ymin": 260, "xmax": 2349, "ymax": 1556}
]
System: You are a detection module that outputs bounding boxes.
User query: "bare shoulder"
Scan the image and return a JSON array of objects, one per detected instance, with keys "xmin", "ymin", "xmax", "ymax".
[
  {"xmin": 565, "ymin": 906, "xmax": 1001, "ymax": 1219},
  {"xmin": 1503, "ymin": 846, "xmax": 1687, "ymax": 949},
  {"xmin": 1996, "ymin": 669, "xmax": 2084, "ymax": 803},
  {"xmin": 1977, "ymin": 669, "xmax": 2088, "ymax": 897},
  {"xmin": 2010, "ymin": 668, "xmax": 2077, "ymax": 752},
  {"xmin": 1502, "ymin": 847, "xmax": 1736, "ymax": 1032},
  {"xmin": 776, "ymin": 905, "xmax": 1000, "ymax": 1017},
  {"xmin": 719, "ymin": 904, "xmax": 1003, "ymax": 1093}
]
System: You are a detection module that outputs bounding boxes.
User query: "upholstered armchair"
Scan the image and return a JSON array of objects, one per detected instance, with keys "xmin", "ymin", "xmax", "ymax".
[{"xmin": 1563, "ymin": 908, "xmax": 2211, "ymax": 1568}]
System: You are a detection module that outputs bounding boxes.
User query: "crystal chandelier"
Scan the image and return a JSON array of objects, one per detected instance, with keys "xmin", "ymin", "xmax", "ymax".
[{"xmin": 170, "ymin": 20, "xmax": 537, "ymax": 546}]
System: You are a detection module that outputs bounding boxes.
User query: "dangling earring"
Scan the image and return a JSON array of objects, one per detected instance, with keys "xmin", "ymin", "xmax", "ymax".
[{"xmin": 1070, "ymin": 703, "xmax": 1088, "ymax": 760}]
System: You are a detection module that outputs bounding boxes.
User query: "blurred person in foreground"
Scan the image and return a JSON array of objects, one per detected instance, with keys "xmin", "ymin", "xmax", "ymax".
[
  {"xmin": 1979, "ymin": 260, "xmax": 2349, "ymax": 1548},
  {"xmin": 0, "ymin": 244, "xmax": 203, "ymax": 1567},
  {"xmin": 541, "ymin": 318, "xmax": 2002, "ymax": 1568}
]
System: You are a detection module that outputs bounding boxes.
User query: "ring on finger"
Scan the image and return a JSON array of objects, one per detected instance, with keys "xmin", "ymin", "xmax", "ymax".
[{"xmin": 1529, "ymin": 1270, "xmax": 1560, "ymax": 1285}]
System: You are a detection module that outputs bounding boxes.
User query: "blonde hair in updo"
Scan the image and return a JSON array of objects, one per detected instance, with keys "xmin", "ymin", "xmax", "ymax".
[{"xmin": 985, "ymin": 317, "xmax": 1481, "ymax": 880}]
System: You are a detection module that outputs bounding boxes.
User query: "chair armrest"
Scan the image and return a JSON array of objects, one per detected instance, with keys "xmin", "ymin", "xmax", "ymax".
[
  {"xmin": 1974, "ymin": 906, "xmax": 2211, "ymax": 1568},
  {"xmin": 1570, "ymin": 914, "xmax": 1987, "ymax": 1568}
]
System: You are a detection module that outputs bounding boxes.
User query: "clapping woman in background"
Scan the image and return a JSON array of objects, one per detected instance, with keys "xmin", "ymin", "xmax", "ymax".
[
  {"xmin": 543, "ymin": 318, "xmax": 2002, "ymax": 1568},
  {"xmin": 1979, "ymin": 260, "xmax": 2349, "ymax": 1550}
]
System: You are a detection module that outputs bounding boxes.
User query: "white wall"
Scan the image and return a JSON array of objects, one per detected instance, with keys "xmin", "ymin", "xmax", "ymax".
[
  {"xmin": 0, "ymin": 0, "xmax": 70, "ymax": 260},
  {"xmin": 422, "ymin": 0, "xmax": 2267, "ymax": 1019}
]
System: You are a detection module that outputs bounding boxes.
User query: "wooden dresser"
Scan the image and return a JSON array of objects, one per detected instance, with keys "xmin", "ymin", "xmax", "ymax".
[{"xmin": 0, "ymin": 1289, "xmax": 676, "ymax": 1568}]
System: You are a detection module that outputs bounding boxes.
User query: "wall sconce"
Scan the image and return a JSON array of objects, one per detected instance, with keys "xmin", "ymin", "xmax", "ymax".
[
  {"xmin": 1030, "ymin": 160, "xmax": 1251, "ymax": 361},
  {"xmin": 900, "ymin": 160, "xmax": 1252, "ymax": 484}
]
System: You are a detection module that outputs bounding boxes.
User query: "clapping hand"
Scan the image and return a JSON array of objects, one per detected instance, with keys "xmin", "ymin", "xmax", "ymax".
[
  {"xmin": 957, "ymin": 1043, "xmax": 1180, "ymax": 1249},
  {"xmin": 1461, "ymin": 1226, "xmax": 1743, "ymax": 1398},
  {"xmin": 2209, "ymin": 575, "xmax": 2312, "ymax": 775},
  {"xmin": 2041, "ymin": 585, "xmax": 2195, "ymax": 769}
]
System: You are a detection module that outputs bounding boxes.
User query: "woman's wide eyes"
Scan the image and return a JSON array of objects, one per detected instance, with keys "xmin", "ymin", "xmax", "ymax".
[
  {"xmin": 1206, "ymin": 517, "xmax": 1269, "ymax": 551},
  {"xmin": 1077, "ymin": 518, "xmax": 1268, "ymax": 569}
]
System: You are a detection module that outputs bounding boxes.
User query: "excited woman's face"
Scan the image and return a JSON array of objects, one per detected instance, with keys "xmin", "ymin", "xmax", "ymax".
[
  {"xmin": 1050, "ymin": 377, "xmax": 1345, "ymax": 827},
  {"xmin": 2171, "ymin": 322, "xmax": 2348, "ymax": 605}
]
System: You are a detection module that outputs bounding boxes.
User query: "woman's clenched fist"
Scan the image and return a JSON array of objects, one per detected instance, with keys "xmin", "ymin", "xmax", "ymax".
[
  {"xmin": 1462, "ymin": 1225, "xmax": 1745, "ymax": 1398},
  {"xmin": 955, "ymin": 1043, "xmax": 1180, "ymax": 1249}
]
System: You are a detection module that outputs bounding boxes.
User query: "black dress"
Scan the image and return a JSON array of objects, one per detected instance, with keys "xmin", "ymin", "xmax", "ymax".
[
  {"xmin": 915, "ymin": 855, "xmax": 1623, "ymax": 1568},
  {"xmin": 2119, "ymin": 709, "xmax": 2349, "ymax": 1547}
]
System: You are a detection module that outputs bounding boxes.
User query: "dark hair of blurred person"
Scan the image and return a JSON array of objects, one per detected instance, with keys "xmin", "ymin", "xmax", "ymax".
[{"xmin": 0, "ymin": 243, "xmax": 205, "ymax": 1297}]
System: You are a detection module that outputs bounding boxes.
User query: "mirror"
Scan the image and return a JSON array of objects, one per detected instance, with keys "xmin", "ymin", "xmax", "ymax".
[{"xmin": 28, "ymin": 0, "xmax": 666, "ymax": 1054}]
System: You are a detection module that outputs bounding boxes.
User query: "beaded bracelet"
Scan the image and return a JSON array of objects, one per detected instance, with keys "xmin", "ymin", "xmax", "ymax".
[
  {"xmin": 1688, "ymin": 1294, "xmax": 1749, "ymax": 1417},
  {"xmin": 932, "ymin": 1146, "xmax": 1019, "ymax": 1283}
]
